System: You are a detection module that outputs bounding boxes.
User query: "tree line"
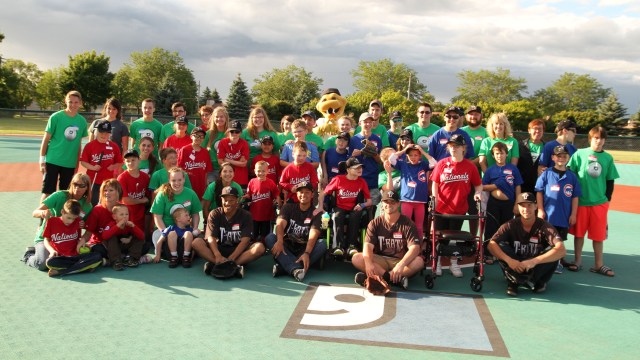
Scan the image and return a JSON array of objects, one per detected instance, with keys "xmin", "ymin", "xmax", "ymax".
[{"xmin": 0, "ymin": 33, "xmax": 637, "ymax": 135}]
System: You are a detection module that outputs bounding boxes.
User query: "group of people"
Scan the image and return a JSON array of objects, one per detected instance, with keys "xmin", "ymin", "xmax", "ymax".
[{"xmin": 23, "ymin": 90, "xmax": 620, "ymax": 296}]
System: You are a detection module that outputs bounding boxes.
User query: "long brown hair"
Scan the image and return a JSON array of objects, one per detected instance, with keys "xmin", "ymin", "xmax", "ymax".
[
  {"xmin": 139, "ymin": 136, "xmax": 158, "ymax": 173},
  {"xmin": 67, "ymin": 173, "xmax": 92, "ymax": 205},
  {"xmin": 214, "ymin": 162, "xmax": 235, "ymax": 208},
  {"xmin": 207, "ymin": 107, "xmax": 230, "ymax": 149},
  {"xmin": 246, "ymin": 107, "xmax": 276, "ymax": 140},
  {"xmin": 157, "ymin": 167, "xmax": 185, "ymax": 202}
]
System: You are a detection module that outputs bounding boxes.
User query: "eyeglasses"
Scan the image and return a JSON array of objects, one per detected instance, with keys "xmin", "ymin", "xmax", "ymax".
[
  {"xmin": 418, "ymin": 111, "xmax": 431, "ymax": 115},
  {"xmin": 445, "ymin": 115, "xmax": 460, "ymax": 120},
  {"xmin": 192, "ymin": 134, "xmax": 205, "ymax": 139},
  {"xmin": 73, "ymin": 183, "xmax": 88, "ymax": 188},
  {"xmin": 392, "ymin": 118, "xmax": 403, "ymax": 123},
  {"xmin": 201, "ymin": 113, "xmax": 211, "ymax": 117},
  {"xmin": 229, "ymin": 130, "xmax": 241, "ymax": 134}
]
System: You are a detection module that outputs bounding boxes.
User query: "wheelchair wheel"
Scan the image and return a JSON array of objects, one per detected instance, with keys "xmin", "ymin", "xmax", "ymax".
[
  {"xmin": 470, "ymin": 277, "xmax": 483, "ymax": 292},
  {"xmin": 424, "ymin": 274, "xmax": 434, "ymax": 289}
]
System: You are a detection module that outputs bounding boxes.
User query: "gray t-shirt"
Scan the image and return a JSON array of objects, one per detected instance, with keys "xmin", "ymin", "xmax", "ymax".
[{"xmin": 90, "ymin": 118, "xmax": 130, "ymax": 152}]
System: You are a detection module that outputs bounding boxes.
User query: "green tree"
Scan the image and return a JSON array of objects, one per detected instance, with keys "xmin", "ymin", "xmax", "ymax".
[
  {"xmin": 35, "ymin": 67, "xmax": 63, "ymax": 110},
  {"xmin": 211, "ymin": 88, "xmax": 222, "ymax": 104},
  {"xmin": 499, "ymin": 99, "xmax": 542, "ymax": 131},
  {"xmin": 453, "ymin": 67, "xmax": 527, "ymax": 105},
  {"xmin": 226, "ymin": 73, "xmax": 252, "ymax": 121},
  {"xmin": 59, "ymin": 51, "xmax": 113, "ymax": 111},
  {"xmin": 114, "ymin": 48, "xmax": 197, "ymax": 111},
  {"xmin": 597, "ymin": 92, "xmax": 627, "ymax": 135},
  {"xmin": 200, "ymin": 86, "xmax": 212, "ymax": 106},
  {"xmin": 154, "ymin": 76, "xmax": 183, "ymax": 116},
  {"xmin": 553, "ymin": 110, "xmax": 599, "ymax": 132},
  {"xmin": 538, "ymin": 72, "xmax": 610, "ymax": 113},
  {"xmin": 0, "ymin": 59, "xmax": 42, "ymax": 109},
  {"xmin": 111, "ymin": 68, "xmax": 140, "ymax": 111},
  {"xmin": 252, "ymin": 65, "xmax": 321, "ymax": 111},
  {"xmin": 0, "ymin": 67, "xmax": 19, "ymax": 108},
  {"xmin": 351, "ymin": 59, "xmax": 426, "ymax": 100}
]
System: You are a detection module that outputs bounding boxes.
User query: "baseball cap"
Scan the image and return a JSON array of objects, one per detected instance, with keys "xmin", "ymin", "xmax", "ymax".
[
  {"xmin": 321, "ymin": 88, "xmax": 341, "ymax": 96},
  {"xmin": 346, "ymin": 157, "xmax": 363, "ymax": 169},
  {"xmin": 191, "ymin": 126, "xmax": 206, "ymax": 136},
  {"xmin": 301, "ymin": 110, "xmax": 317, "ymax": 121},
  {"xmin": 260, "ymin": 135, "xmax": 274, "ymax": 144},
  {"xmin": 369, "ymin": 99, "xmax": 383, "ymax": 109},
  {"xmin": 467, "ymin": 105, "xmax": 482, "ymax": 114},
  {"xmin": 516, "ymin": 192, "xmax": 536, "ymax": 204},
  {"xmin": 228, "ymin": 120, "xmax": 243, "ymax": 132},
  {"xmin": 96, "ymin": 120, "xmax": 112, "ymax": 133},
  {"xmin": 336, "ymin": 131, "xmax": 351, "ymax": 142},
  {"xmin": 447, "ymin": 133, "xmax": 466, "ymax": 146},
  {"xmin": 220, "ymin": 186, "xmax": 239, "ymax": 197},
  {"xmin": 381, "ymin": 190, "xmax": 400, "ymax": 202},
  {"xmin": 359, "ymin": 112, "xmax": 374, "ymax": 122},
  {"xmin": 445, "ymin": 106, "xmax": 464, "ymax": 116},
  {"xmin": 390, "ymin": 111, "xmax": 403, "ymax": 121},
  {"xmin": 555, "ymin": 119, "xmax": 578, "ymax": 133},
  {"xmin": 176, "ymin": 116, "xmax": 188, "ymax": 124},
  {"xmin": 553, "ymin": 145, "xmax": 569, "ymax": 155},
  {"xmin": 295, "ymin": 181, "xmax": 314, "ymax": 192},
  {"xmin": 123, "ymin": 149, "xmax": 139, "ymax": 158},
  {"xmin": 399, "ymin": 128, "xmax": 413, "ymax": 140}
]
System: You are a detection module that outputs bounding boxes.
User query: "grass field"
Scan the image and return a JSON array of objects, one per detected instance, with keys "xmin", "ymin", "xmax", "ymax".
[{"xmin": 2, "ymin": 115, "xmax": 639, "ymax": 162}]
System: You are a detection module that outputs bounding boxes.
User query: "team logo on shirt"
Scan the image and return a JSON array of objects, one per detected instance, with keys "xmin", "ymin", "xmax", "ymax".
[
  {"xmin": 184, "ymin": 161, "xmax": 207, "ymax": 170},
  {"xmin": 213, "ymin": 140, "xmax": 221, "ymax": 151},
  {"xmin": 587, "ymin": 161, "xmax": 602, "ymax": 178},
  {"xmin": 338, "ymin": 189, "xmax": 359, "ymax": 199},
  {"xmin": 418, "ymin": 170, "xmax": 427, "ymax": 182},
  {"xmin": 563, "ymin": 184, "xmax": 574, "ymax": 197},
  {"xmin": 138, "ymin": 129, "xmax": 154, "ymax": 139},
  {"xmin": 416, "ymin": 136, "xmax": 430, "ymax": 149},
  {"xmin": 91, "ymin": 152, "xmax": 114, "ymax": 163},
  {"xmin": 64, "ymin": 126, "xmax": 79, "ymax": 141},
  {"xmin": 505, "ymin": 174, "xmax": 514, "ymax": 185}
]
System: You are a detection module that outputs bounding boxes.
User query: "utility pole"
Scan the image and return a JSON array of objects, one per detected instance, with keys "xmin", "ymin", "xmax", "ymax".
[{"xmin": 407, "ymin": 73, "xmax": 412, "ymax": 100}]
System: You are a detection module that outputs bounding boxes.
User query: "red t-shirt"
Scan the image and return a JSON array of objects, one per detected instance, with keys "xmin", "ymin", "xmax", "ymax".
[
  {"xmin": 430, "ymin": 157, "xmax": 482, "ymax": 215},
  {"xmin": 217, "ymin": 138, "xmax": 250, "ymax": 186},
  {"xmin": 246, "ymin": 178, "xmax": 280, "ymax": 221},
  {"xmin": 163, "ymin": 134, "xmax": 192, "ymax": 151},
  {"xmin": 117, "ymin": 170, "xmax": 150, "ymax": 230},
  {"xmin": 252, "ymin": 154, "xmax": 281, "ymax": 185},
  {"xmin": 80, "ymin": 140, "xmax": 123, "ymax": 185},
  {"xmin": 43, "ymin": 216, "xmax": 81, "ymax": 257},
  {"xmin": 85, "ymin": 204, "xmax": 119, "ymax": 245},
  {"xmin": 279, "ymin": 162, "xmax": 318, "ymax": 202},
  {"xmin": 101, "ymin": 220, "xmax": 145, "ymax": 242},
  {"xmin": 324, "ymin": 175, "xmax": 370, "ymax": 211},
  {"xmin": 178, "ymin": 144, "xmax": 213, "ymax": 199}
]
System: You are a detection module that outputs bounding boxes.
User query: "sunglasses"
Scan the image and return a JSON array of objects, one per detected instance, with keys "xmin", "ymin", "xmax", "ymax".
[
  {"xmin": 73, "ymin": 183, "xmax": 88, "ymax": 188},
  {"xmin": 229, "ymin": 130, "xmax": 241, "ymax": 134},
  {"xmin": 445, "ymin": 115, "xmax": 460, "ymax": 120},
  {"xmin": 418, "ymin": 111, "xmax": 431, "ymax": 115}
]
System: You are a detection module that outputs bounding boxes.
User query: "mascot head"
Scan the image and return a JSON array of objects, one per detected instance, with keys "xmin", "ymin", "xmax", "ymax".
[{"xmin": 316, "ymin": 88, "xmax": 347, "ymax": 137}]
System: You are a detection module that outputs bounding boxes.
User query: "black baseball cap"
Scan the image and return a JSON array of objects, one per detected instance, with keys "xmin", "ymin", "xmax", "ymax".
[
  {"xmin": 381, "ymin": 190, "xmax": 400, "ymax": 202},
  {"xmin": 301, "ymin": 110, "xmax": 317, "ymax": 121},
  {"xmin": 555, "ymin": 119, "xmax": 578, "ymax": 133},
  {"xmin": 467, "ymin": 105, "xmax": 482, "ymax": 114},
  {"xmin": 516, "ymin": 192, "xmax": 536, "ymax": 204},
  {"xmin": 176, "ymin": 116, "xmax": 188, "ymax": 124},
  {"xmin": 96, "ymin": 120, "xmax": 112, "ymax": 133},
  {"xmin": 228, "ymin": 120, "xmax": 242, "ymax": 132},
  {"xmin": 321, "ymin": 88, "xmax": 341, "ymax": 96},
  {"xmin": 260, "ymin": 135, "xmax": 274, "ymax": 144},
  {"xmin": 346, "ymin": 157, "xmax": 363, "ymax": 169},
  {"xmin": 447, "ymin": 133, "xmax": 466, "ymax": 146},
  {"xmin": 191, "ymin": 126, "xmax": 206, "ymax": 136},
  {"xmin": 445, "ymin": 106, "xmax": 464, "ymax": 116},
  {"xmin": 390, "ymin": 111, "xmax": 402, "ymax": 121},
  {"xmin": 123, "ymin": 149, "xmax": 139, "ymax": 158},
  {"xmin": 553, "ymin": 145, "xmax": 569, "ymax": 155},
  {"xmin": 296, "ymin": 181, "xmax": 314, "ymax": 192},
  {"xmin": 400, "ymin": 128, "xmax": 413, "ymax": 140},
  {"xmin": 220, "ymin": 186, "xmax": 239, "ymax": 198},
  {"xmin": 336, "ymin": 131, "xmax": 351, "ymax": 142}
]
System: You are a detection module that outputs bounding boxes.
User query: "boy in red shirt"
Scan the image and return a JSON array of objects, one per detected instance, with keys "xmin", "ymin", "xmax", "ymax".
[
  {"xmin": 244, "ymin": 161, "xmax": 281, "ymax": 243},
  {"xmin": 45, "ymin": 199, "xmax": 103, "ymax": 277},
  {"xmin": 179, "ymin": 127, "xmax": 213, "ymax": 200},
  {"xmin": 279, "ymin": 141, "xmax": 318, "ymax": 203},
  {"xmin": 101, "ymin": 204, "xmax": 146, "ymax": 270},
  {"xmin": 80, "ymin": 120, "xmax": 123, "ymax": 206},
  {"xmin": 251, "ymin": 135, "xmax": 281, "ymax": 184},
  {"xmin": 217, "ymin": 120, "xmax": 249, "ymax": 188},
  {"xmin": 117, "ymin": 149, "xmax": 150, "ymax": 233}
]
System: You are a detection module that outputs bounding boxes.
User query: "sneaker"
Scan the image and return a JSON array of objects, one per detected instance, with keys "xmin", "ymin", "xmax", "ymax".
[
  {"xmin": 168, "ymin": 256, "xmax": 179, "ymax": 268},
  {"xmin": 435, "ymin": 258, "xmax": 442, "ymax": 276},
  {"xmin": 354, "ymin": 272, "xmax": 366, "ymax": 287},
  {"xmin": 332, "ymin": 248, "xmax": 344, "ymax": 257},
  {"xmin": 555, "ymin": 262, "xmax": 564, "ymax": 274},
  {"xmin": 449, "ymin": 260, "xmax": 463, "ymax": 278},
  {"xmin": 203, "ymin": 261, "xmax": 213, "ymax": 276},
  {"xmin": 272, "ymin": 263, "xmax": 285, "ymax": 277},
  {"xmin": 292, "ymin": 268, "xmax": 305, "ymax": 282},
  {"xmin": 399, "ymin": 276, "xmax": 409, "ymax": 290},
  {"xmin": 138, "ymin": 254, "xmax": 153, "ymax": 264},
  {"xmin": 533, "ymin": 282, "xmax": 548, "ymax": 293},
  {"xmin": 347, "ymin": 246, "xmax": 358, "ymax": 258},
  {"xmin": 48, "ymin": 269, "xmax": 60, "ymax": 277},
  {"xmin": 123, "ymin": 257, "xmax": 139, "ymax": 268},
  {"xmin": 112, "ymin": 261, "xmax": 125, "ymax": 271},
  {"xmin": 101, "ymin": 258, "xmax": 109, "ymax": 267},
  {"xmin": 182, "ymin": 255, "xmax": 192, "ymax": 268},
  {"xmin": 236, "ymin": 265, "xmax": 245, "ymax": 279},
  {"xmin": 507, "ymin": 282, "xmax": 519, "ymax": 296}
]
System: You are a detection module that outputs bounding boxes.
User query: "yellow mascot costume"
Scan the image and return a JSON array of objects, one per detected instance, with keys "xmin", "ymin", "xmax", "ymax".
[{"xmin": 315, "ymin": 88, "xmax": 347, "ymax": 137}]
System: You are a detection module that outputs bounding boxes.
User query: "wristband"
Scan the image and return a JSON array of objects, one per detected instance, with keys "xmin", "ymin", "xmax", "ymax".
[
  {"xmin": 304, "ymin": 251, "xmax": 310, "ymax": 256},
  {"xmin": 39, "ymin": 156, "xmax": 46, "ymax": 164},
  {"xmin": 360, "ymin": 203, "xmax": 366, "ymax": 209}
]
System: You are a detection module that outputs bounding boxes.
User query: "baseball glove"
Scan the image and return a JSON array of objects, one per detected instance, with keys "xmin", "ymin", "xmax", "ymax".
[
  {"xmin": 364, "ymin": 274, "xmax": 391, "ymax": 296},
  {"xmin": 360, "ymin": 139, "xmax": 378, "ymax": 158},
  {"xmin": 211, "ymin": 260, "xmax": 239, "ymax": 279}
]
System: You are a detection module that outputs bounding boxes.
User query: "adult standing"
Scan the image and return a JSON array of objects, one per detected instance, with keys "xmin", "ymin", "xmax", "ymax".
[
  {"xmin": 355, "ymin": 99, "xmax": 390, "ymax": 147},
  {"xmin": 405, "ymin": 102, "xmax": 440, "ymax": 152},
  {"xmin": 159, "ymin": 102, "xmax": 195, "ymax": 150},
  {"xmin": 478, "ymin": 113, "xmax": 519, "ymax": 173},
  {"xmin": 241, "ymin": 107, "xmax": 280, "ymax": 160},
  {"xmin": 204, "ymin": 106, "xmax": 230, "ymax": 183},
  {"xmin": 538, "ymin": 119, "xmax": 578, "ymax": 175},
  {"xmin": 349, "ymin": 112, "xmax": 383, "ymax": 206},
  {"xmin": 427, "ymin": 106, "xmax": 475, "ymax": 161},
  {"xmin": 39, "ymin": 90, "xmax": 89, "ymax": 201},
  {"xmin": 89, "ymin": 97, "xmax": 129, "ymax": 153},
  {"xmin": 461, "ymin": 105, "xmax": 487, "ymax": 236},
  {"xmin": 518, "ymin": 119, "xmax": 545, "ymax": 193},
  {"xmin": 129, "ymin": 98, "xmax": 163, "ymax": 158}
]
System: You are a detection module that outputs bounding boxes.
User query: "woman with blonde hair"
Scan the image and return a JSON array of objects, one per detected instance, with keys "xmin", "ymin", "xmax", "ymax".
[
  {"xmin": 478, "ymin": 112, "xmax": 520, "ymax": 173},
  {"xmin": 241, "ymin": 107, "xmax": 280, "ymax": 159},
  {"xmin": 205, "ymin": 106, "xmax": 230, "ymax": 182}
]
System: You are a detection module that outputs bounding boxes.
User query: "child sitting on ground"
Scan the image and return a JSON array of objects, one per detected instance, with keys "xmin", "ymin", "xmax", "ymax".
[
  {"xmin": 101, "ymin": 204, "xmax": 147, "ymax": 270},
  {"xmin": 153, "ymin": 207, "xmax": 195, "ymax": 268},
  {"xmin": 44, "ymin": 199, "xmax": 103, "ymax": 277}
]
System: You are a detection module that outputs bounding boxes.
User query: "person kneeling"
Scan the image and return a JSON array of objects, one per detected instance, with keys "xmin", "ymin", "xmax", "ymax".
[
  {"xmin": 266, "ymin": 182, "xmax": 326, "ymax": 282},
  {"xmin": 487, "ymin": 192, "xmax": 566, "ymax": 296},
  {"xmin": 351, "ymin": 190, "xmax": 424, "ymax": 290}
]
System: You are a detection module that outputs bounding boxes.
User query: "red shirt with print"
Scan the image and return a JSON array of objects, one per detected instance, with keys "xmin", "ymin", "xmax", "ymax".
[
  {"xmin": 217, "ymin": 138, "xmax": 250, "ymax": 186},
  {"xmin": 80, "ymin": 140, "xmax": 123, "ymax": 185},
  {"xmin": 44, "ymin": 216, "xmax": 81, "ymax": 257},
  {"xmin": 252, "ymin": 154, "xmax": 281, "ymax": 185},
  {"xmin": 178, "ymin": 144, "xmax": 213, "ymax": 200},
  {"xmin": 85, "ymin": 204, "xmax": 118, "ymax": 245},
  {"xmin": 117, "ymin": 170, "xmax": 150, "ymax": 230},
  {"xmin": 430, "ymin": 157, "xmax": 481, "ymax": 215},
  {"xmin": 246, "ymin": 178, "xmax": 280, "ymax": 221},
  {"xmin": 324, "ymin": 175, "xmax": 370, "ymax": 211},
  {"xmin": 279, "ymin": 162, "xmax": 318, "ymax": 202}
]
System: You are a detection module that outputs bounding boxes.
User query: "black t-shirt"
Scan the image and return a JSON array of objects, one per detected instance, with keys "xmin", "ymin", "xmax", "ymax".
[
  {"xmin": 205, "ymin": 208, "xmax": 253, "ymax": 247},
  {"xmin": 491, "ymin": 217, "xmax": 561, "ymax": 258},
  {"xmin": 365, "ymin": 214, "xmax": 420, "ymax": 259},
  {"xmin": 278, "ymin": 203, "xmax": 321, "ymax": 240}
]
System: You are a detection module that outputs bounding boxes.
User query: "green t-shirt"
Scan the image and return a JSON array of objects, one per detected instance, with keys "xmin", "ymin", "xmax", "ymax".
[
  {"xmin": 305, "ymin": 132, "xmax": 325, "ymax": 153},
  {"xmin": 405, "ymin": 123, "xmax": 440, "ymax": 151},
  {"xmin": 148, "ymin": 168, "xmax": 192, "ymax": 191},
  {"xmin": 528, "ymin": 140, "xmax": 543, "ymax": 164},
  {"xmin": 461, "ymin": 126, "xmax": 488, "ymax": 160},
  {"xmin": 567, "ymin": 148, "xmax": 619, "ymax": 206},
  {"xmin": 355, "ymin": 124, "xmax": 390, "ymax": 147},
  {"xmin": 378, "ymin": 170, "xmax": 401, "ymax": 192},
  {"xmin": 34, "ymin": 191, "xmax": 93, "ymax": 243},
  {"xmin": 241, "ymin": 129, "xmax": 280, "ymax": 159},
  {"xmin": 44, "ymin": 110, "xmax": 89, "ymax": 168},
  {"xmin": 204, "ymin": 131, "xmax": 226, "ymax": 170},
  {"xmin": 159, "ymin": 121, "xmax": 196, "ymax": 145},
  {"xmin": 277, "ymin": 132, "xmax": 294, "ymax": 150},
  {"xmin": 202, "ymin": 181, "xmax": 244, "ymax": 211},
  {"xmin": 150, "ymin": 187, "xmax": 202, "ymax": 227},
  {"xmin": 478, "ymin": 137, "xmax": 520, "ymax": 169},
  {"xmin": 129, "ymin": 118, "xmax": 163, "ymax": 157}
]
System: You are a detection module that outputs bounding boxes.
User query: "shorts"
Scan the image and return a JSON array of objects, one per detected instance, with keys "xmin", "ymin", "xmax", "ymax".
[
  {"xmin": 161, "ymin": 226, "xmax": 193, "ymax": 239},
  {"xmin": 42, "ymin": 163, "xmax": 75, "ymax": 194},
  {"xmin": 370, "ymin": 253, "xmax": 401, "ymax": 271},
  {"xmin": 555, "ymin": 226, "xmax": 568, "ymax": 241},
  {"xmin": 569, "ymin": 203, "xmax": 609, "ymax": 242}
]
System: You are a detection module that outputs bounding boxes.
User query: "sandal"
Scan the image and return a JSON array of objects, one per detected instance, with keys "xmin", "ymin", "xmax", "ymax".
[
  {"xmin": 590, "ymin": 265, "xmax": 615, "ymax": 277},
  {"xmin": 565, "ymin": 263, "xmax": 582, "ymax": 272}
]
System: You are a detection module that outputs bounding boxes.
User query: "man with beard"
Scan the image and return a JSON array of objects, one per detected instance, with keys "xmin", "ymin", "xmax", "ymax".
[{"xmin": 461, "ymin": 105, "xmax": 487, "ymax": 236}]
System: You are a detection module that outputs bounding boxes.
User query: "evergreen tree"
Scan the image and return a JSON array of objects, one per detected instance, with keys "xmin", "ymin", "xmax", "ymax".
[
  {"xmin": 154, "ymin": 76, "xmax": 182, "ymax": 116},
  {"xmin": 597, "ymin": 92, "xmax": 628, "ymax": 135},
  {"xmin": 211, "ymin": 88, "xmax": 222, "ymax": 104},
  {"xmin": 226, "ymin": 74, "xmax": 252, "ymax": 121}
]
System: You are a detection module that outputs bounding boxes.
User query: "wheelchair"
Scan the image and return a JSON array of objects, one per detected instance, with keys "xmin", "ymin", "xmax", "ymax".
[{"xmin": 321, "ymin": 191, "xmax": 374, "ymax": 262}]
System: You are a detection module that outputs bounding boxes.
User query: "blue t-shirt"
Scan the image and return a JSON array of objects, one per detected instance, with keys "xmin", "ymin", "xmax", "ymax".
[
  {"xmin": 482, "ymin": 163, "xmax": 523, "ymax": 202},
  {"xmin": 539, "ymin": 140, "xmax": 577, "ymax": 169},
  {"xmin": 324, "ymin": 148, "xmax": 350, "ymax": 183},
  {"xmin": 161, "ymin": 224, "xmax": 194, "ymax": 239},
  {"xmin": 535, "ymin": 168, "xmax": 582, "ymax": 229},
  {"xmin": 393, "ymin": 160, "xmax": 431, "ymax": 203},
  {"xmin": 280, "ymin": 142, "xmax": 320, "ymax": 164},
  {"xmin": 427, "ymin": 128, "xmax": 475, "ymax": 161},
  {"xmin": 387, "ymin": 130, "xmax": 399, "ymax": 150},
  {"xmin": 349, "ymin": 133, "xmax": 382, "ymax": 189}
]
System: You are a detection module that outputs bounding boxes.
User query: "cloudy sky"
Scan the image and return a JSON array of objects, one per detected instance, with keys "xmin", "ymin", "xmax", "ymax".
[{"xmin": 1, "ymin": 0, "xmax": 639, "ymax": 112}]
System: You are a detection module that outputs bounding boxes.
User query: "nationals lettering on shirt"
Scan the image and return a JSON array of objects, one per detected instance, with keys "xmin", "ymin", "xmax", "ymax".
[
  {"xmin": 246, "ymin": 177, "xmax": 279, "ymax": 221},
  {"xmin": 80, "ymin": 140, "xmax": 123, "ymax": 185},
  {"xmin": 43, "ymin": 216, "xmax": 81, "ymax": 257},
  {"xmin": 117, "ymin": 170, "xmax": 150, "ymax": 228},
  {"xmin": 324, "ymin": 175, "xmax": 370, "ymax": 211}
]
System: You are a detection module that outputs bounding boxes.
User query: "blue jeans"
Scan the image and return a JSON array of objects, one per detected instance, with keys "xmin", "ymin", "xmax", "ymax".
[{"xmin": 265, "ymin": 233, "xmax": 327, "ymax": 275}]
